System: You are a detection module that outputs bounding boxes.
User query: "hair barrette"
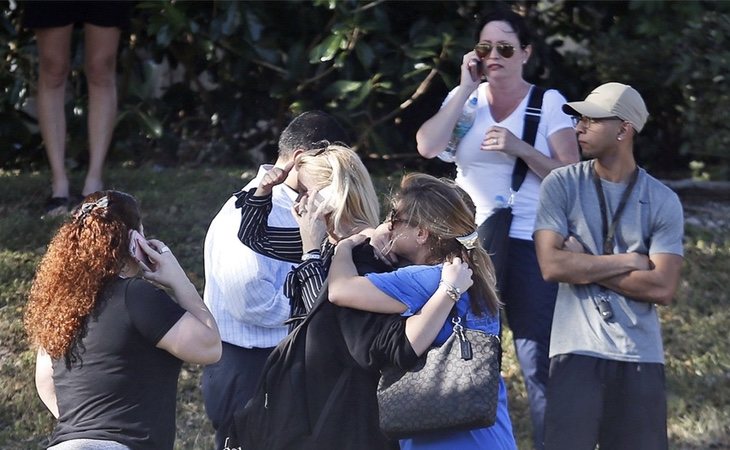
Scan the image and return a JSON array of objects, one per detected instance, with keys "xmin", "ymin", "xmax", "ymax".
[
  {"xmin": 76, "ymin": 196, "xmax": 109, "ymax": 221},
  {"xmin": 455, "ymin": 230, "xmax": 479, "ymax": 250}
]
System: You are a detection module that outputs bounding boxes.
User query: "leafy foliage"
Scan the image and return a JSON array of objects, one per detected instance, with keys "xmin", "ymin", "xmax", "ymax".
[
  {"xmin": 1, "ymin": 1, "xmax": 729, "ymax": 178},
  {"xmin": 554, "ymin": 1, "xmax": 730, "ymax": 178}
]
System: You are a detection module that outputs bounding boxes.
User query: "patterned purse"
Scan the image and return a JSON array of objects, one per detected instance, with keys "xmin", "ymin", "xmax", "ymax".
[{"xmin": 376, "ymin": 316, "xmax": 501, "ymax": 439}]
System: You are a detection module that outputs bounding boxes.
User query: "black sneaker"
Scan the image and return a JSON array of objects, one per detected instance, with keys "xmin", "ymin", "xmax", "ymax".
[
  {"xmin": 69, "ymin": 193, "xmax": 85, "ymax": 214},
  {"xmin": 42, "ymin": 197, "xmax": 69, "ymax": 219}
]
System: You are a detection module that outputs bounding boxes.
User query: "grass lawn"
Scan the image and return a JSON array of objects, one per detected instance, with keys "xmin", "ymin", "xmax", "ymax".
[{"xmin": 1, "ymin": 164, "xmax": 728, "ymax": 449}]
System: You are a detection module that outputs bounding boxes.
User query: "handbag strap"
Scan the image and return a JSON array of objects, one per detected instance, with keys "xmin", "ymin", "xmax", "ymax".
[
  {"xmin": 449, "ymin": 309, "xmax": 475, "ymax": 360},
  {"xmin": 511, "ymin": 85, "xmax": 546, "ymax": 192}
]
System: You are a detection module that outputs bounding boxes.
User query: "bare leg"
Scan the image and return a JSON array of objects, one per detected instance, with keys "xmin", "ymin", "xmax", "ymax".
[
  {"xmin": 35, "ymin": 25, "xmax": 73, "ymax": 199},
  {"xmin": 83, "ymin": 24, "xmax": 121, "ymax": 196}
]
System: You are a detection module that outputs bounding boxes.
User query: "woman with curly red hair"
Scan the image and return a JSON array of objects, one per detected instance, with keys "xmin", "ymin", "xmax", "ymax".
[{"xmin": 25, "ymin": 190, "xmax": 221, "ymax": 450}]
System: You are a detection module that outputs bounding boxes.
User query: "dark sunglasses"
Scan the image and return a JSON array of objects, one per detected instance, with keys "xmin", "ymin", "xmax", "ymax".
[
  {"xmin": 310, "ymin": 145, "xmax": 330, "ymax": 157},
  {"xmin": 474, "ymin": 42, "xmax": 520, "ymax": 59},
  {"xmin": 387, "ymin": 208, "xmax": 405, "ymax": 230}
]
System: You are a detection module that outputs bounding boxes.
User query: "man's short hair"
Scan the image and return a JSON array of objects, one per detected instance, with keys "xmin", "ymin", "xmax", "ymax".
[{"xmin": 278, "ymin": 111, "xmax": 349, "ymax": 158}]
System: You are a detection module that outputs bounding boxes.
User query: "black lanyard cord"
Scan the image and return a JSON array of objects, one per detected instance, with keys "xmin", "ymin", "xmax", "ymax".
[{"xmin": 591, "ymin": 162, "xmax": 640, "ymax": 255}]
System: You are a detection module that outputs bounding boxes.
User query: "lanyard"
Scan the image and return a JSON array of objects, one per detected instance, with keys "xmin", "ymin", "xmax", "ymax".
[{"xmin": 591, "ymin": 162, "xmax": 639, "ymax": 255}]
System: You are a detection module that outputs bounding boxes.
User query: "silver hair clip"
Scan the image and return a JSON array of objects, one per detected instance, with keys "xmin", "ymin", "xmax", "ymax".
[
  {"xmin": 76, "ymin": 196, "xmax": 109, "ymax": 221},
  {"xmin": 455, "ymin": 230, "xmax": 479, "ymax": 250}
]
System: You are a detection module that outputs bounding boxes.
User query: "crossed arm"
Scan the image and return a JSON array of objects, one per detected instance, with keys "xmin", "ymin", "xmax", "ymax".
[{"xmin": 534, "ymin": 230, "xmax": 683, "ymax": 306}]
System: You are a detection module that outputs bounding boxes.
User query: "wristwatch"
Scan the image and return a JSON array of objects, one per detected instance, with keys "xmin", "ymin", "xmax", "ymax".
[{"xmin": 301, "ymin": 250, "xmax": 321, "ymax": 262}]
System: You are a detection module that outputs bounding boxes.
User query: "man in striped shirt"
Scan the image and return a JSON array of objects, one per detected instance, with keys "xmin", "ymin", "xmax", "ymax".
[{"xmin": 201, "ymin": 111, "xmax": 348, "ymax": 449}]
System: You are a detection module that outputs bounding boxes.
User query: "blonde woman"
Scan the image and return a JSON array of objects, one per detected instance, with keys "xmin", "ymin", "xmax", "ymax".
[
  {"xmin": 236, "ymin": 143, "xmax": 380, "ymax": 328},
  {"xmin": 25, "ymin": 191, "xmax": 221, "ymax": 450}
]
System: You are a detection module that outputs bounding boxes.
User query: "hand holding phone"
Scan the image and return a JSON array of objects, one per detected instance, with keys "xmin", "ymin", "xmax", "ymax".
[
  {"xmin": 468, "ymin": 59, "xmax": 483, "ymax": 82},
  {"xmin": 312, "ymin": 185, "xmax": 334, "ymax": 213},
  {"xmin": 129, "ymin": 229, "xmax": 153, "ymax": 271}
]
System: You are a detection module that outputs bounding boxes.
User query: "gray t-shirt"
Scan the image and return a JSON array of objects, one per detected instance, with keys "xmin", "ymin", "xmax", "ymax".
[{"xmin": 535, "ymin": 161, "xmax": 684, "ymax": 363}]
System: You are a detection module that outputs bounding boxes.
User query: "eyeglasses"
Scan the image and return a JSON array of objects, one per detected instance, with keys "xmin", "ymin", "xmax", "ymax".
[
  {"xmin": 571, "ymin": 116, "xmax": 622, "ymax": 129},
  {"xmin": 474, "ymin": 42, "xmax": 520, "ymax": 59},
  {"xmin": 387, "ymin": 208, "xmax": 405, "ymax": 231}
]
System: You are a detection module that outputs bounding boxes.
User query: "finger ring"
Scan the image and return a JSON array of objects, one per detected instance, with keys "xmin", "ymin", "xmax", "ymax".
[
  {"xmin": 492, "ymin": 138, "xmax": 498, "ymax": 145},
  {"xmin": 159, "ymin": 246, "xmax": 171, "ymax": 254}
]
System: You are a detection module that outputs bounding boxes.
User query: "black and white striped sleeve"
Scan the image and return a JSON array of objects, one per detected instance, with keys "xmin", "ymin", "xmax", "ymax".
[
  {"xmin": 283, "ymin": 259, "xmax": 326, "ymax": 313},
  {"xmin": 235, "ymin": 188, "xmax": 303, "ymax": 263}
]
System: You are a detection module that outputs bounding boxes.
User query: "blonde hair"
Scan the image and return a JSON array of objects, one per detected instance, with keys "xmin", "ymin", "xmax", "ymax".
[
  {"xmin": 25, "ymin": 191, "xmax": 142, "ymax": 364},
  {"xmin": 394, "ymin": 173, "xmax": 500, "ymax": 316},
  {"xmin": 296, "ymin": 144, "xmax": 379, "ymax": 240}
]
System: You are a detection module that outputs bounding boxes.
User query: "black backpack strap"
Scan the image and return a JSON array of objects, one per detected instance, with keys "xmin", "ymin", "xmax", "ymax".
[{"xmin": 511, "ymin": 85, "xmax": 546, "ymax": 192}]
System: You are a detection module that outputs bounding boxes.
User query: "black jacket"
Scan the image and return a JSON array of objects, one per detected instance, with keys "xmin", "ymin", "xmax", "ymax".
[{"xmin": 228, "ymin": 244, "xmax": 419, "ymax": 450}]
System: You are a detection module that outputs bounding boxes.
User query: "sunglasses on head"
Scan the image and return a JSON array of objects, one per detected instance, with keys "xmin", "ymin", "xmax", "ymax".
[{"xmin": 474, "ymin": 42, "xmax": 520, "ymax": 59}]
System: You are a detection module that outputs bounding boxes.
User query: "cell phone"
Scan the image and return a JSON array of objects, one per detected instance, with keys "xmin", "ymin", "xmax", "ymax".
[
  {"xmin": 312, "ymin": 186, "xmax": 334, "ymax": 213},
  {"xmin": 597, "ymin": 298, "xmax": 614, "ymax": 321},
  {"xmin": 469, "ymin": 59, "xmax": 483, "ymax": 82},
  {"xmin": 316, "ymin": 185, "xmax": 334, "ymax": 202},
  {"xmin": 128, "ymin": 229, "xmax": 152, "ymax": 271}
]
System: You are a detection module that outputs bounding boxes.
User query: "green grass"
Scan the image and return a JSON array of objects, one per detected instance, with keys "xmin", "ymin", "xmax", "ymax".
[{"xmin": 1, "ymin": 165, "xmax": 728, "ymax": 449}]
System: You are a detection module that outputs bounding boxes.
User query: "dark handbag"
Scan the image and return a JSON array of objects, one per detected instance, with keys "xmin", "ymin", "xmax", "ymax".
[
  {"xmin": 477, "ymin": 206, "xmax": 514, "ymax": 291},
  {"xmin": 376, "ymin": 317, "xmax": 501, "ymax": 439},
  {"xmin": 478, "ymin": 86, "xmax": 545, "ymax": 290}
]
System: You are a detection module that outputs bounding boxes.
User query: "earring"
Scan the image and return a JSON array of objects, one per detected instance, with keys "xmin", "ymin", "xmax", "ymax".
[
  {"xmin": 617, "ymin": 136, "xmax": 623, "ymax": 141},
  {"xmin": 522, "ymin": 60, "xmax": 527, "ymax": 64}
]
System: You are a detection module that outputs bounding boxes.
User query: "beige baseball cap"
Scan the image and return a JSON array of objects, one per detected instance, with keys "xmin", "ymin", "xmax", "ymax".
[{"xmin": 562, "ymin": 82, "xmax": 649, "ymax": 132}]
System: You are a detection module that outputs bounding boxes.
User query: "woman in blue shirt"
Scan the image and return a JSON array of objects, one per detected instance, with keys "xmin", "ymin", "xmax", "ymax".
[{"xmin": 330, "ymin": 173, "xmax": 517, "ymax": 449}]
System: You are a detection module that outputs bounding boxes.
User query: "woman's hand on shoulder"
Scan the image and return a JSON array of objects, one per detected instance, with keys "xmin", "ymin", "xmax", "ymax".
[
  {"xmin": 442, "ymin": 256, "xmax": 473, "ymax": 293},
  {"xmin": 369, "ymin": 223, "xmax": 398, "ymax": 267},
  {"xmin": 335, "ymin": 233, "xmax": 368, "ymax": 252}
]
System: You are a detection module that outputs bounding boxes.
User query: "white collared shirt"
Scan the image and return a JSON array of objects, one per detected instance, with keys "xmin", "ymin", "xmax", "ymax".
[{"xmin": 203, "ymin": 165, "xmax": 299, "ymax": 348}]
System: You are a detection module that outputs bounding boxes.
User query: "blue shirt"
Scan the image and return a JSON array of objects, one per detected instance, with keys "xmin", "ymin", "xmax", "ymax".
[
  {"xmin": 367, "ymin": 264, "xmax": 500, "ymax": 340},
  {"xmin": 366, "ymin": 264, "xmax": 517, "ymax": 450}
]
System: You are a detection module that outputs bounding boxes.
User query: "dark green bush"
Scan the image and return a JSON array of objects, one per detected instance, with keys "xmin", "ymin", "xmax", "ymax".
[{"xmin": 1, "ymin": 0, "xmax": 728, "ymax": 178}]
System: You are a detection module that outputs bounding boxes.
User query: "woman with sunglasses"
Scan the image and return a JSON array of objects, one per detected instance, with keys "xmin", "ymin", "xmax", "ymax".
[
  {"xmin": 416, "ymin": 8, "xmax": 579, "ymax": 450},
  {"xmin": 329, "ymin": 173, "xmax": 517, "ymax": 449}
]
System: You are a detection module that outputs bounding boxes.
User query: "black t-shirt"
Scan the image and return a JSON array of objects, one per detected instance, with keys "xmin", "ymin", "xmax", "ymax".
[{"xmin": 48, "ymin": 277, "xmax": 186, "ymax": 450}]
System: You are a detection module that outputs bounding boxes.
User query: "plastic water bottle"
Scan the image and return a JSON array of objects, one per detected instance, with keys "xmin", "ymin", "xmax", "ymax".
[{"xmin": 438, "ymin": 95, "xmax": 478, "ymax": 163}]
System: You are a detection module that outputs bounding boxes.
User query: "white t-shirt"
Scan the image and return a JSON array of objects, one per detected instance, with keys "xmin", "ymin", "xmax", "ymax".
[{"xmin": 443, "ymin": 84, "xmax": 573, "ymax": 240}]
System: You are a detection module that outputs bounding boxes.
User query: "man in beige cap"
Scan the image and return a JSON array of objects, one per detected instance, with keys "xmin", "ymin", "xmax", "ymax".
[{"xmin": 533, "ymin": 82, "xmax": 684, "ymax": 449}]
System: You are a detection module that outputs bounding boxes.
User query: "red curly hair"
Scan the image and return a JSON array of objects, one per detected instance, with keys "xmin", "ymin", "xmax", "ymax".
[{"xmin": 24, "ymin": 191, "xmax": 142, "ymax": 362}]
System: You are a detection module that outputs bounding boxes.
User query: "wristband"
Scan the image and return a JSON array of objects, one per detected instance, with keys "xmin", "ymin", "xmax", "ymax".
[
  {"xmin": 439, "ymin": 280, "xmax": 461, "ymax": 302},
  {"xmin": 301, "ymin": 250, "xmax": 321, "ymax": 262}
]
